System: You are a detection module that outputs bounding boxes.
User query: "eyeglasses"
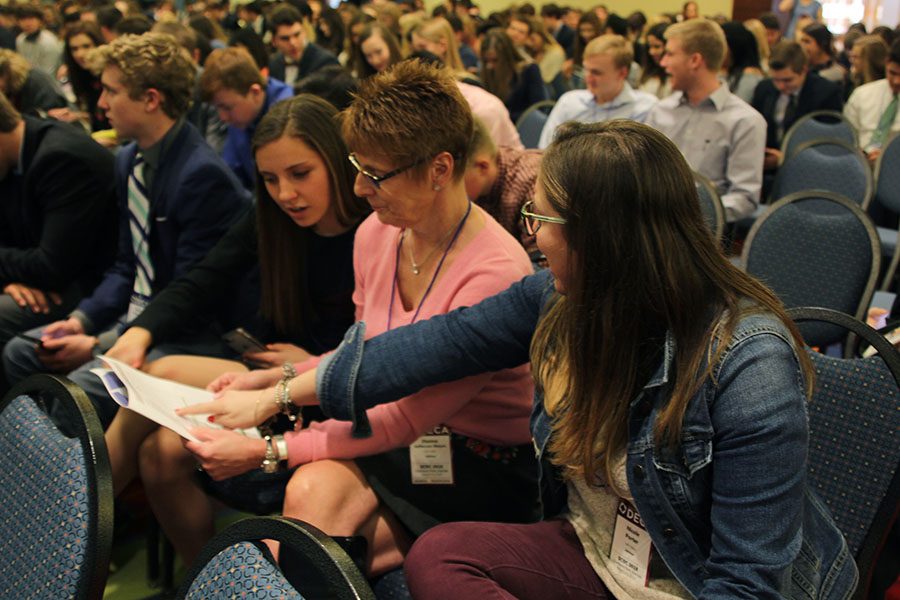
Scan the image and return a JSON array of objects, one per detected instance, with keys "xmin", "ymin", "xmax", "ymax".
[
  {"xmin": 348, "ymin": 154, "xmax": 421, "ymax": 189},
  {"xmin": 520, "ymin": 200, "xmax": 567, "ymax": 235}
]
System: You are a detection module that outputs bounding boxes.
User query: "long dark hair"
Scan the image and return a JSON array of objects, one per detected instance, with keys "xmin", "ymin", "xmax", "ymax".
[
  {"xmin": 251, "ymin": 95, "xmax": 369, "ymax": 339},
  {"xmin": 351, "ymin": 23, "xmax": 402, "ymax": 79},
  {"xmin": 480, "ymin": 28, "xmax": 527, "ymax": 102},
  {"xmin": 722, "ymin": 21, "xmax": 761, "ymax": 89},
  {"xmin": 573, "ymin": 11, "xmax": 601, "ymax": 66},
  {"xmin": 63, "ymin": 22, "xmax": 103, "ymax": 109},
  {"xmin": 639, "ymin": 22, "xmax": 668, "ymax": 86},
  {"xmin": 531, "ymin": 120, "xmax": 813, "ymax": 487}
]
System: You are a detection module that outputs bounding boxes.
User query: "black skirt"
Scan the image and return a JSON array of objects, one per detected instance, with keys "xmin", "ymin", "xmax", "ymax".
[{"xmin": 355, "ymin": 432, "xmax": 542, "ymax": 537}]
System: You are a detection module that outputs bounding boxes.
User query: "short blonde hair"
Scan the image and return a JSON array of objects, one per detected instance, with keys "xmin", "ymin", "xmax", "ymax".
[
  {"xmin": 584, "ymin": 34, "xmax": 633, "ymax": 69},
  {"xmin": 665, "ymin": 18, "xmax": 726, "ymax": 72},
  {"xmin": 0, "ymin": 49, "xmax": 31, "ymax": 95},
  {"xmin": 87, "ymin": 33, "xmax": 195, "ymax": 119}
]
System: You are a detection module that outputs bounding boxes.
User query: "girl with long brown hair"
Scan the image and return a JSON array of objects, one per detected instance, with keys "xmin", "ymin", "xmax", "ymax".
[{"xmin": 480, "ymin": 27, "xmax": 547, "ymax": 121}]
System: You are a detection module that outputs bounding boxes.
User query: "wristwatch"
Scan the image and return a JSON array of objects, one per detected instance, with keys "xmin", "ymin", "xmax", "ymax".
[{"xmin": 261, "ymin": 435, "xmax": 279, "ymax": 473}]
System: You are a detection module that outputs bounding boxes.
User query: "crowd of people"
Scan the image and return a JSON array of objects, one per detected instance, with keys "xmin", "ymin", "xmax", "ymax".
[{"xmin": 0, "ymin": 0, "xmax": 894, "ymax": 596}]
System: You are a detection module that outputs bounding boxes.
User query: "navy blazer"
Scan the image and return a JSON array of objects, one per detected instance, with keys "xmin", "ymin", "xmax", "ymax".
[
  {"xmin": 268, "ymin": 43, "xmax": 339, "ymax": 86},
  {"xmin": 75, "ymin": 121, "xmax": 251, "ymax": 331},
  {"xmin": 0, "ymin": 116, "xmax": 117, "ymax": 292},
  {"xmin": 554, "ymin": 23, "xmax": 575, "ymax": 58},
  {"xmin": 751, "ymin": 72, "xmax": 843, "ymax": 149}
]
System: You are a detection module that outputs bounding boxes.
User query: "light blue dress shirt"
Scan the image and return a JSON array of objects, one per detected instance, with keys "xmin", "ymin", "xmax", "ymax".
[
  {"xmin": 538, "ymin": 83, "xmax": 658, "ymax": 149},
  {"xmin": 645, "ymin": 85, "xmax": 766, "ymax": 222}
]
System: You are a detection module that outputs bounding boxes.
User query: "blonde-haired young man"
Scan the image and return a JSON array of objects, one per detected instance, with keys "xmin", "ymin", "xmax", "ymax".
[
  {"xmin": 645, "ymin": 19, "xmax": 766, "ymax": 222},
  {"xmin": 538, "ymin": 34, "xmax": 657, "ymax": 149}
]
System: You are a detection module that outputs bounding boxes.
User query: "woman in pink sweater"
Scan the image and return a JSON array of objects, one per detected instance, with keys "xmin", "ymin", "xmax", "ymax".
[{"xmin": 181, "ymin": 60, "xmax": 539, "ymax": 576}]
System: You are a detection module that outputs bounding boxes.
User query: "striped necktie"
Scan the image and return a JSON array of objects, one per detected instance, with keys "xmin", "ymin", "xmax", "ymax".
[
  {"xmin": 128, "ymin": 154, "xmax": 153, "ymax": 298},
  {"xmin": 870, "ymin": 94, "xmax": 898, "ymax": 150}
]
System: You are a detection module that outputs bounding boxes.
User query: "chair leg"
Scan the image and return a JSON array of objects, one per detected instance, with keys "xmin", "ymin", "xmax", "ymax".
[
  {"xmin": 146, "ymin": 519, "xmax": 160, "ymax": 585},
  {"xmin": 161, "ymin": 535, "xmax": 175, "ymax": 592}
]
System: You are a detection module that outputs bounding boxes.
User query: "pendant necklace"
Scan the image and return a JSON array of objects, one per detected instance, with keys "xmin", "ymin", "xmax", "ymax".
[{"xmin": 388, "ymin": 201, "xmax": 473, "ymax": 330}]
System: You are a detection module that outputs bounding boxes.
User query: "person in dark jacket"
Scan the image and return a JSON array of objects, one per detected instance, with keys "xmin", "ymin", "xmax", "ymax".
[
  {"xmin": 751, "ymin": 40, "xmax": 843, "ymax": 171},
  {"xmin": 266, "ymin": 5, "xmax": 338, "ymax": 88},
  {"xmin": 0, "ymin": 91, "xmax": 117, "ymax": 392},
  {"xmin": 2, "ymin": 33, "xmax": 250, "ymax": 426}
]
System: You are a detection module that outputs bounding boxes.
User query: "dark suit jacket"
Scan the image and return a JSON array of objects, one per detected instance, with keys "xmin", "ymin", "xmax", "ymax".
[
  {"xmin": 0, "ymin": 116, "xmax": 117, "ymax": 293},
  {"xmin": 554, "ymin": 23, "xmax": 575, "ymax": 58},
  {"xmin": 75, "ymin": 121, "xmax": 251, "ymax": 331},
  {"xmin": 0, "ymin": 26, "xmax": 15, "ymax": 50},
  {"xmin": 751, "ymin": 72, "xmax": 843, "ymax": 149},
  {"xmin": 268, "ymin": 42, "xmax": 339, "ymax": 86}
]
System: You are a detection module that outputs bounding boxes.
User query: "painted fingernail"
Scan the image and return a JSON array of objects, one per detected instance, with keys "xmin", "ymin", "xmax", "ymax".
[{"xmin": 208, "ymin": 415, "xmax": 215, "ymax": 423}]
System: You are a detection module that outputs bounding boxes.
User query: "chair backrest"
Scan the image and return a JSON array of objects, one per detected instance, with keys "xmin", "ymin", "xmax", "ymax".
[
  {"xmin": 787, "ymin": 307, "xmax": 900, "ymax": 600},
  {"xmin": 545, "ymin": 72, "xmax": 571, "ymax": 101},
  {"xmin": 742, "ymin": 191, "xmax": 880, "ymax": 348},
  {"xmin": 370, "ymin": 568, "xmax": 412, "ymax": 600},
  {"xmin": 693, "ymin": 170, "xmax": 725, "ymax": 241},
  {"xmin": 177, "ymin": 516, "xmax": 375, "ymax": 600},
  {"xmin": 515, "ymin": 99, "xmax": 555, "ymax": 149},
  {"xmin": 0, "ymin": 375, "xmax": 113, "ymax": 600},
  {"xmin": 771, "ymin": 139, "xmax": 874, "ymax": 209},
  {"xmin": 873, "ymin": 133, "xmax": 900, "ymax": 215},
  {"xmin": 781, "ymin": 110, "xmax": 859, "ymax": 161}
]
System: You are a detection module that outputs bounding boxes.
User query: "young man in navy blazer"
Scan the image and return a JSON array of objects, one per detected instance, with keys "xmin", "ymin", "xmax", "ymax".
[
  {"xmin": 751, "ymin": 40, "xmax": 843, "ymax": 171},
  {"xmin": 266, "ymin": 4, "xmax": 338, "ymax": 88},
  {"xmin": 3, "ymin": 32, "xmax": 251, "ymax": 427}
]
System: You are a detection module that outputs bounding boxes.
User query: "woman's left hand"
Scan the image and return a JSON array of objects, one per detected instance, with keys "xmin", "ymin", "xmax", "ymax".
[
  {"xmin": 183, "ymin": 428, "xmax": 267, "ymax": 481},
  {"xmin": 176, "ymin": 388, "xmax": 280, "ymax": 429},
  {"xmin": 243, "ymin": 343, "xmax": 311, "ymax": 367}
]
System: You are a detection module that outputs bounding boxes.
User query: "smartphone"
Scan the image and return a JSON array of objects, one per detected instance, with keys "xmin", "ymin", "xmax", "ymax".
[
  {"xmin": 15, "ymin": 332, "xmax": 44, "ymax": 347},
  {"xmin": 222, "ymin": 328, "xmax": 267, "ymax": 354}
]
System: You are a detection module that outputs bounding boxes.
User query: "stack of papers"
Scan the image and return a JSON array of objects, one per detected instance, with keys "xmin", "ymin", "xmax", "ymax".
[{"xmin": 92, "ymin": 355, "xmax": 260, "ymax": 442}]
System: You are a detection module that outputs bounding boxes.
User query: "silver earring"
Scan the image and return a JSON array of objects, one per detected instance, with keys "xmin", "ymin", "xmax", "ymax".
[{"xmin": 432, "ymin": 184, "xmax": 441, "ymax": 191}]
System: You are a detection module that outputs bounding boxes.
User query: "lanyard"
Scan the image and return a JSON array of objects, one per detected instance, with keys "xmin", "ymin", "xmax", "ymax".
[{"xmin": 387, "ymin": 201, "xmax": 472, "ymax": 331}]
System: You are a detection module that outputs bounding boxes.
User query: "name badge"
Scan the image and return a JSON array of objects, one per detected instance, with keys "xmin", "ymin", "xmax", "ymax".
[
  {"xmin": 126, "ymin": 292, "xmax": 150, "ymax": 323},
  {"xmin": 410, "ymin": 425, "xmax": 453, "ymax": 485},
  {"xmin": 610, "ymin": 499, "xmax": 653, "ymax": 586}
]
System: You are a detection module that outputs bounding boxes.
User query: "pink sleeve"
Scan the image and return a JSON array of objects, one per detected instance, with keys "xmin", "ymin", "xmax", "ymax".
[{"xmin": 283, "ymin": 375, "xmax": 488, "ymax": 466}]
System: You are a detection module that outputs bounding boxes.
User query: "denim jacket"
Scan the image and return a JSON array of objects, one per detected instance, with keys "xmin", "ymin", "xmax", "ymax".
[{"xmin": 316, "ymin": 270, "xmax": 858, "ymax": 599}]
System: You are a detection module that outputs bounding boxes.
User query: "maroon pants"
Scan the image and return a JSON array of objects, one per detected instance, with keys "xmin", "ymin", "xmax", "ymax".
[{"xmin": 404, "ymin": 519, "xmax": 611, "ymax": 600}]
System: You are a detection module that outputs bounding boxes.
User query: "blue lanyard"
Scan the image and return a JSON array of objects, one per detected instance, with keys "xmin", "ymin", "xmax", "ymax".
[{"xmin": 387, "ymin": 201, "xmax": 473, "ymax": 331}]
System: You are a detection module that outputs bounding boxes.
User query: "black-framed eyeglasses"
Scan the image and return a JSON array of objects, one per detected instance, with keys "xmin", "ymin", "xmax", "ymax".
[
  {"xmin": 348, "ymin": 153, "xmax": 421, "ymax": 189},
  {"xmin": 521, "ymin": 200, "xmax": 566, "ymax": 235}
]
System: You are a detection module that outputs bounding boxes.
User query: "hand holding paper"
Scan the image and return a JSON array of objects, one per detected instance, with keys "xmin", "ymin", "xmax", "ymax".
[
  {"xmin": 176, "ymin": 387, "xmax": 280, "ymax": 430},
  {"xmin": 91, "ymin": 355, "xmax": 260, "ymax": 442},
  {"xmin": 183, "ymin": 428, "xmax": 267, "ymax": 480}
]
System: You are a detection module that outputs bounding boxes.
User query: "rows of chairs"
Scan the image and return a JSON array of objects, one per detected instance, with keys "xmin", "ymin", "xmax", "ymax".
[{"xmin": 2, "ymin": 302, "xmax": 898, "ymax": 599}]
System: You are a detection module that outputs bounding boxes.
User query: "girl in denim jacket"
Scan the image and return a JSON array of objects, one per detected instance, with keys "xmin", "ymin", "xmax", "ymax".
[{"xmin": 197, "ymin": 120, "xmax": 858, "ymax": 599}]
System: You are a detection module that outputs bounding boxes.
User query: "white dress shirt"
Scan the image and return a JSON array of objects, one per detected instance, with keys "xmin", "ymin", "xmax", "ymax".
[
  {"xmin": 645, "ymin": 84, "xmax": 766, "ymax": 222},
  {"xmin": 844, "ymin": 78, "xmax": 900, "ymax": 151}
]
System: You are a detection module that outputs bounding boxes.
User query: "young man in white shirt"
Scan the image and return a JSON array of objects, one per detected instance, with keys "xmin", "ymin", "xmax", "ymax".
[
  {"xmin": 645, "ymin": 19, "xmax": 766, "ymax": 222},
  {"xmin": 844, "ymin": 39, "xmax": 900, "ymax": 163},
  {"xmin": 539, "ymin": 34, "xmax": 657, "ymax": 149}
]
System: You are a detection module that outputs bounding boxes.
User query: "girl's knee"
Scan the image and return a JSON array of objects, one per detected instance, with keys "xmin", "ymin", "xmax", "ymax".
[{"xmin": 138, "ymin": 429, "xmax": 193, "ymax": 485}]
